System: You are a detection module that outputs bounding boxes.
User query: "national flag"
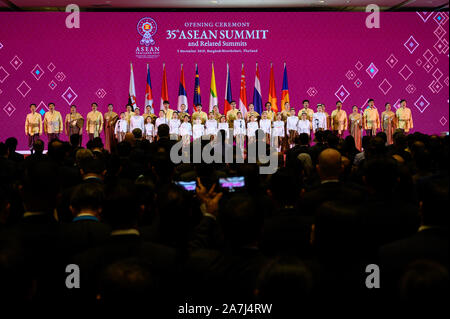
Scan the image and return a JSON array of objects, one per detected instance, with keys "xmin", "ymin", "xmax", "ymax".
[
  {"xmin": 239, "ymin": 63, "xmax": 248, "ymax": 117},
  {"xmin": 224, "ymin": 63, "xmax": 233, "ymax": 115},
  {"xmin": 268, "ymin": 63, "xmax": 278, "ymax": 112},
  {"xmin": 209, "ymin": 63, "xmax": 218, "ymax": 113},
  {"xmin": 177, "ymin": 64, "xmax": 188, "ymax": 111},
  {"xmin": 253, "ymin": 63, "xmax": 263, "ymax": 115},
  {"xmin": 145, "ymin": 64, "xmax": 154, "ymax": 112},
  {"xmin": 129, "ymin": 62, "xmax": 137, "ymax": 110},
  {"xmin": 193, "ymin": 64, "xmax": 201, "ymax": 112},
  {"xmin": 160, "ymin": 63, "xmax": 169, "ymax": 110},
  {"xmin": 281, "ymin": 62, "xmax": 289, "ymax": 111}
]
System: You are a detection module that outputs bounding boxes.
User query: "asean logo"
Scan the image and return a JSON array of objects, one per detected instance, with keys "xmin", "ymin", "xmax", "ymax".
[{"xmin": 137, "ymin": 17, "xmax": 157, "ymax": 46}]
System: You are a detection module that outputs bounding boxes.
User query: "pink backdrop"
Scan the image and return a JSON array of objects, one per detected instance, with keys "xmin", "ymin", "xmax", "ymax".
[{"xmin": 0, "ymin": 12, "xmax": 448, "ymax": 149}]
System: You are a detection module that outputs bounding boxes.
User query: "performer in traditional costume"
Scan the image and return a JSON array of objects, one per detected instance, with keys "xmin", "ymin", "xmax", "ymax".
[
  {"xmin": 272, "ymin": 112, "xmax": 285, "ymax": 152},
  {"xmin": 104, "ymin": 103, "xmax": 118, "ymax": 151},
  {"xmin": 362, "ymin": 99, "xmax": 380, "ymax": 137},
  {"xmin": 192, "ymin": 103, "xmax": 208, "ymax": 125},
  {"xmin": 86, "ymin": 103, "xmax": 104, "ymax": 141},
  {"xmin": 247, "ymin": 114, "xmax": 259, "ymax": 144},
  {"xmin": 205, "ymin": 112, "xmax": 218, "ymax": 141},
  {"xmin": 381, "ymin": 103, "xmax": 396, "ymax": 145},
  {"xmin": 331, "ymin": 101, "xmax": 348, "ymax": 138},
  {"xmin": 349, "ymin": 105, "xmax": 362, "ymax": 151},
  {"xmin": 25, "ymin": 103, "xmax": 42, "ymax": 152},
  {"xmin": 44, "ymin": 102, "xmax": 63, "ymax": 141},
  {"xmin": 395, "ymin": 99, "xmax": 413, "ymax": 133},
  {"xmin": 286, "ymin": 108, "xmax": 299, "ymax": 148},
  {"xmin": 115, "ymin": 112, "xmax": 128, "ymax": 142},
  {"xmin": 144, "ymin": 115, "xmax": 155, "ymax": 142},
  {"xmin": 298, "ymin": 112, "xmax": 313, "ymax": 136},
  {"xmin": 312, "ymin": 104, "xmax": 327, "ymax": 132},
  {"xmin": 298, "ymin": 100, "xmax": 314, "ymax": 121},
  {"xmin": 169, "ymin": 112, "xmax": 181, "ymax": 140}
]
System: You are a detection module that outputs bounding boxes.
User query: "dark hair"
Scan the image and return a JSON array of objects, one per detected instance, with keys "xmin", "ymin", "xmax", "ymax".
[
  {"xmin": 368, "ymin": 99, "xmax": 374, "ymax": 103},
  {"xmin": 302, "ymin": 100, "xmax": 309, "ymax": 104},
  {"xmin": 22, "ymin": 161, "xmax": 60, "ymax": 212},
  {"xmin": 157, "ymin": 184, "xmax": 191, "ymax": 249},
  {"xmin": 326, "ymin": 134, "xmax": 339, "ymax": 149},
  {"xmin": 362, "ymin": 135, "xmax": 371, "ymax": 150},
  {"xmin": 400, "ymin": 260, "xmax": 449, "ymax": 303},
  {"xmin": 99, "ymin": 258, "xmax": 157, "ymax": 304},
  {"xmin": 364, "ymin": 159, "xmax": 398, "ymax": 194},
  {"xmin": 299, "ymin": 133, "xmax": 310, "ymax": 146},
  {"xmin": 314, "ymin": 201, "xmax": 362, "ymax": 255},
  {"xmin": 0, "ymin": 142, "xmax": 7, "ymax": 157},
  {"xmin": 91, "ymin": 102, "xmax": 98, "ymax": 107},
  {"xmin": 5, "ymin": 137, "xmax": 18, "ymax": 151},
  {"xmin": 70, "ymin": 183, "xmax": 104, "ymax": 211},
  {"xmin": 70, "ymin": 104, "xmax": 76, "ymax": 109},
  {"xmin": 400, "ymin": 99, "xmax": 407, "ymax": 104},
  {"xmin": 419, "ymin": 176, "xmax": 449, "ymax": 226},
  {"xmin": 256, "ymin": 257, "xmax": 313, "ymax": 304},
  {"xmin": 48, "ymin": 102, "xmax": 55, "ymax": 107},
  {"xmin": 376, "ymin": 131, "xmax": 387, "ymax": 144},
  {"xmin": 30, "ymin": 103, "xmax": 36, "ymax": 108},
  {"xmin": 163, "ymin": 100, "xmax": 170, "ymax": 105},
  {"xmin": 336, "ymin": 101, "xmax": 342, "ymax": 105},
  {"xmin": 103, "ymin": 181, "xmax": 138, "ymax": 229},
  {"xmin": 157, "ymin": 124, "xmax": 169, "ymax": 138},
  {"xmin": 47, "ymin": 139, "xmax": 66, "ymax": 163},
  {"xmin": 219, "ymin": 194, "xmax": 262, "ymax": 248},
  {"xmin": 314, "ymin": 130, "xmax": 325, "ymax": 143},
  {"xmin": 196, "ymin": 103, "xmax": 202, "ymax": 108},
  {"xmin": 132, "ymin": 128, "xmax": 143, "ymax": 139},
  {"xmin": 343, "ymin": 135, "xmax": 357, "ymax": 153},
  {"xmin": 91, "ymin": 137, "xmax": 104, "ymax": 149},
  {"xmin": 70, "ymin": 134, "xmax": 80, "ymax": 147},
  {"xmin": 79, "ymin": 157, "xmax": 106, "ymax": 175},
  {"xmin": 33, "ymin": 139, "xmax": 44, "ymax": 153},
  {"xmin": 268, "ymin": 168, "xmax": 302, "ymax": 204}
]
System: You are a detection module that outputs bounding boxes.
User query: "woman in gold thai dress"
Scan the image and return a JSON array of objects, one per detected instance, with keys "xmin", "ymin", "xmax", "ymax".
[
  {"xmin": 381, "ymin": 103, "xmax": 396, "ymax": 145},
  {"xmin": 349, "ymin": 105, "xmax": 362, "ymax": 151}
]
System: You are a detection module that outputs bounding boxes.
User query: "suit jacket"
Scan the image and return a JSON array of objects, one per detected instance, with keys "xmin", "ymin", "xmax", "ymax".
[
  {"xmin": 262, "ymin": 207, "xmax": 313, "ymax": 258},
  {"xmin": 0, "ymin": 157, "xmax": 17, "ymax": 185},
  {"xmin": 188, "ymin": 216, "xmax": 224, "ymax": 251},
  {"xmin": 309, "ymin": 143, "xmax": 326, "ymax": 166},
  {"xmin": 301, "ymin": 181, "xmax": 363, "ymax": 216},
  {"xmin": 9, "ymin": 151, "xmax": 24, "ymax": 163},
  {"xmin": 58, "ymin": 219, "xmax": 111, "ymax": 258},
  {"xmin": 7, "ymin": 214, "xmax": 60, "ymax": 300},
  {"xmin": 185, "ymin": 247, "xmax": 268, "ymax": 302},
  {"xmin": 359, "ymin": 197, "xmax": 420, "ymax": 249},
  {"xmin": 72, "ymin": 233, "xmax": 178, "ymax": 300},
  {"xmin": 380, "ymin": 227, "xmax": 448, "ymax": 280}
]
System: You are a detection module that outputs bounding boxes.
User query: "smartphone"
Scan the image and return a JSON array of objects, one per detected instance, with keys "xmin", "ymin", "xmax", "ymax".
[
  {"xmin": 219, "ymin": 176, "xmax": 245, "ymax": 192},
  {"xmin": 175, "ymin": 180, "xmax": 197, "ymax": 192}
]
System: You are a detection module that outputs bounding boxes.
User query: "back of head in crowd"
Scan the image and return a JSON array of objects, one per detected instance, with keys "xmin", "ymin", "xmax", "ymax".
[{"xmin": 219, "ymin": 194, "xmax": 263, "ymax": 249}]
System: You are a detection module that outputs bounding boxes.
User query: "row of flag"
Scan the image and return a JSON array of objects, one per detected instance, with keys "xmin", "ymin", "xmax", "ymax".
[{"xmin": 128, "ymin": 62, "xmax": 290, "ymax": 116}]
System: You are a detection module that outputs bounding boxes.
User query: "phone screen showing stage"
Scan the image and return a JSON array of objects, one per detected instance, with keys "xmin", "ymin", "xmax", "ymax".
[
  {"xmin": 175, "ymin": 181, "xmax": 197, "ymax": 192},
  {"xmin": 219, "ymin": 176, "xmax": 245, "ymax": 192}
]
